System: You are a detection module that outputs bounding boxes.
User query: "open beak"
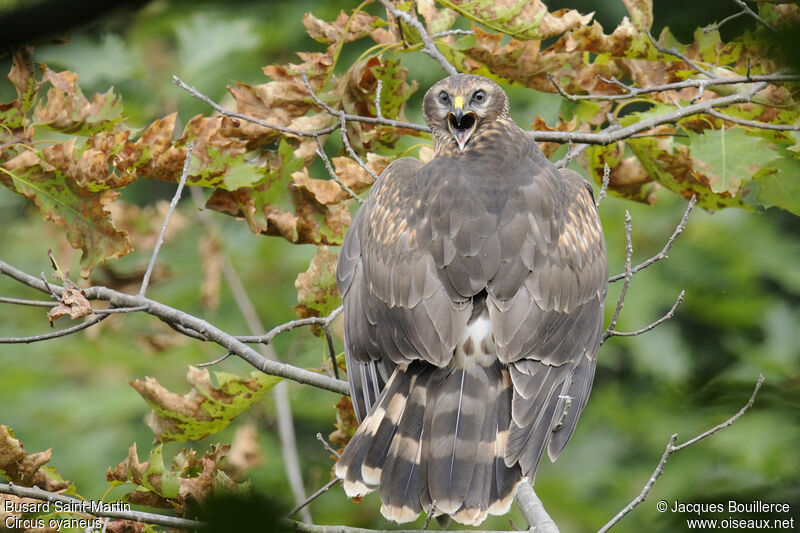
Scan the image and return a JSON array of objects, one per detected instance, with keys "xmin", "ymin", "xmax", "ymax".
[{"xmin": 447, "ymin": 98, "xmax": 477, "ymax": 152}]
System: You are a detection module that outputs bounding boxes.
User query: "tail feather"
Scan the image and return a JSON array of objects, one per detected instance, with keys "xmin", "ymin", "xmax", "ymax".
[
  {"xmin": 426, "ymin": 366, "xmax": 488, "ymax": 515},
  {"xmin": 337, "ymin": 360, "xmax": 522, "ymax": 525},
  {"xmin": 379, "ymin": 367, "xmax": 432, "ymax": 522},
  {"xmin": 335, "ymin": 367, "xmax": 407, "ymax": 496}
]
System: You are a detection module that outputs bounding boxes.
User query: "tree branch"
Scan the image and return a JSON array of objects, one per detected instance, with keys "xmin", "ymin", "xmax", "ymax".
[
  {"xmin": 609, "ymin": 196, "xmax": 697, "ymax": 283},
  {"xmin": 376, "ymin": 0, "xmax": 458, "ymax": 76},
  {"xmin": 139, "ymin": 142, "xmax": 192, "ymax": 297},
  {"xmin": 515, "ymin": 482, "xmax": 559, "ymax": 533},
  {"xmin": 605, "ymin": 290, "xmax": 685, "ymax": 340},
  {"xmin": 597, "ymin": 374, "xmax": 766, "ymax": 533},
  {"xmin": 0, "ymin": 482, "xmax": 204, "ymax": 530},
  {"xmin": 0, "ymin": 315, "xmax": 106, "ymax": 344},
  {"xmin": 0, "ymin": 259, "xmax": 349, "ymax": 396},
  {"xmin": 0, "ymin": 296, "xmax": 55, "ymax": 307}
]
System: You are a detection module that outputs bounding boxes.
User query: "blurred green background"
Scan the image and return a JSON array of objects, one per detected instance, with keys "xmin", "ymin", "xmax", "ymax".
[{"xmin": 1, "ymin": 0, "xmax": 798, "ymax": 531}]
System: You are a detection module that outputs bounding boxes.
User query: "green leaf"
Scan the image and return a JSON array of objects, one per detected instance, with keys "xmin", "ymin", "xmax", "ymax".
[
  {"xmin": 688, "ymin": 128, "xmax": 776, "ymax": 195},
  {"xmin": 742, "ymin": 157, "xmax": 800, "ymax": 215},
  {"xmin": 131, "ymin": 366, "xmax": 280, "ymax": 443},
  {"xmin": 1, "ymin": 149, "xmax": 133, "ymax": 277}
]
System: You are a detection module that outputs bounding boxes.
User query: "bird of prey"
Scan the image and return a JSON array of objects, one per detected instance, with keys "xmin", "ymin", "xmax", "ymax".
[{"xmin": 334, "ymin": 74, "xmax": 608, "ymax": 526}]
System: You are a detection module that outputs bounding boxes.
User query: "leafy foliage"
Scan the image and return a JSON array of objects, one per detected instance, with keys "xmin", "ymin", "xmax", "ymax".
[
  {"xmin": 131, "ymin": 366, "xmax": 280, "ymax": 443},
  {"xmin": 0, "ymin": 0, "xmax": 799, "ymax": 531}
]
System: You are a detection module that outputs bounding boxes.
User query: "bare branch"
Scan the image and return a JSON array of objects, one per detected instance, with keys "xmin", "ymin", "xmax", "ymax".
[
  {"xmin": 515, "ymin": 482, "xmax": 560, "ymax": 533},
  {"xmin": 287, "ymin": 477, "xmax": 341, "ymax": 519},
  {"xmin": 555, "ymin": 72, "xmax": 800, "ymax": 102},
  {"xmin": 374, "ymin": 79, "xmax": 383, "ymax": 119},
  {"xmin": 196, "ymin": 350, "xmax": 233, "ymax": 368},
  {"xmin": 377, "ymin": 0, "xmax": 458, "ymax": 76},
  {"xmin": 605, "ymin": 290, "xmax": 685, "ymax": 340},
  {"xmin": 431, "ymin": 29, "xmax": 475, "ymax": 38},
  {"xmin": 598, "ymin": 374, "xmax": 766, "ymax": 533},
  {"xmin": 733, "ymin": 0, "xmax": 776, "ymax": 31},
  {"xmin": 0, "ymin": 482, "xmax": 204, "ymax": 530},
  {"xmin": 314, "ymin": 138, "xmax": 364, "ymax": 204},
  {"xmin": 93, "ymin": 304, "xmax": 150, "ymax": 315},
  {"xmin": 338, "ymin": 113, "xmax": 380, "ymax": 184},
  {"xmin": 595, "ymin": 164, "xmax": 610, "ymax": 206},
  {"xmin": 704, "ymin": 10, "xmax": 748, "ymax": 33},
  {"xmin": 139, "ymin": 142, "xmax": 193, "ymax": 297},
  {"xmin": 0, "ymin": 259, "xmax": 350, "ymax": 396},
  {"xmin": 236, "ymin": 307, "xmax": 343, "ymax": 345},
  {"xmin": 609, "ymin": 196, "xmax": 697, "ymax": 283},
  {"xmin": 645, "ymin": 28, "xmax": 714, "ymax": 78},
  {"xmin": 0, "ymin": 296, "xmax": 55, "ymax": 307},
  {"xmin": 534, "ymin": 82, "xmax": 768, "ymax": 144},
  {"xmin": 706, "ymin": 108, "xmax": 800, "ymax": 131},
  {"xmin": 0, "ymin": 314, "xmax": 105, "ymax": 344},
  {"xmin": 316, "ymin": 432, "xmax": 340, "ymax": 459},
  {"xmin": 174, "ymin": 75, "xmax": 338, "ymax": 138},
  {"xmin": 603, "ymin": 211, "xmax": 633, "ymax": 342}
]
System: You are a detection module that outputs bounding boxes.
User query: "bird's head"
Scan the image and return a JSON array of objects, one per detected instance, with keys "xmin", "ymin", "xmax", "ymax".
[{"xmin": 422, "ymin": 74, "xmax": 510, "ymax": 153}]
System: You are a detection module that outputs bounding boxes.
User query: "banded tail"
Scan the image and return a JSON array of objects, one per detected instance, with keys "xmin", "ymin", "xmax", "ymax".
[{"xmin": 334, "ymin": 359, "xmax": 523, "ymax": 525}]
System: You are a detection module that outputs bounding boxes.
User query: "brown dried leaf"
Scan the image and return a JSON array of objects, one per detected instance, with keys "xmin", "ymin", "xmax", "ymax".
[
  {"xmin": 107, "ymin": 443, "xmax": 237, "ymax": 514},
  {"xmin": 532, "ymin": 115, "xmax": 578, "ymax": 157},
  {"xmin": 0, "ymin": 425, "xmax": 71, "ymax": 492},
  {"xmin": 303, "ymin": 11, "xmax": 383, "ymax": 45},
  {"xmin": 47, "ymin": 287, "xmax": 92, "ymax": 323},
  {"xmin": 328, "ymin": 396, "xmax": 358, "ymax": 449},
  {"xmin": 439, "ymin": 0, "xmax": 593, "ymax": 40},
  {"xmin": 294, "ymin": 245, "xmax": 341, "ymax": 322}
]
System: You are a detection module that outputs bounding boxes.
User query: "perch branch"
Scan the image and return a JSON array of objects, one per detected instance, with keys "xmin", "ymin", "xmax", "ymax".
[
  {"xmin": 597, "ymin": 374, "xmax": 766, "ymax": 533},
  {"xmin": 515, "ymin": 482, "xmax": 560, "ymax": 533}
]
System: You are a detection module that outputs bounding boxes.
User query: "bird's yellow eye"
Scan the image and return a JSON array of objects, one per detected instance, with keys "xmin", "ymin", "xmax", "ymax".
[{"xmin": 438, "ymin": 91, "xmax": 450, "ymax": 104}]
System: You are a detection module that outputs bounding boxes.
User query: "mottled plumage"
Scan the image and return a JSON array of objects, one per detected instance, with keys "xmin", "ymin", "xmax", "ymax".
[{"xmin": 335, "ymin": 74, "xmax": 608, "ymax": 525}]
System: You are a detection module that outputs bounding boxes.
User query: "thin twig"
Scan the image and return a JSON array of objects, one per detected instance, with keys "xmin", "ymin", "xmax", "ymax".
[
  {"xmin": 139, "ymin": 142, "xmax": 193, "ymax": 297},
  {"xmin": 645, "ymin": 28, "xmax": 714, "ymax": 78},
  {"xmin": 604, "ymin": 290, "xmax": 685, "ymax": 340},
  {"xmin": 315, "ymin": 137, "xmax": 364, "ymax": 203},
  {"xmin": 93, "ymin": 304, "xmax": 150, "ymax": 315},
  {"xmin": 287, "ymin": 477, "xmax": 342, "ymax": 519},
  {"xmin": 374, "ymin": 79, "xmax": 383, "ymax": 119},
  {"xmin": 235, "ymin": 307, "xmax": 343, "ymax": 345},
  {"xmin": 196, "ymin": 351, "xmax": 233, "ymax": 368},
  {"xmin": 609, "ymin": 196, "xmax": 697, "ymax": 283},
  {"xmin": 316, "ymin": 432, "xmax": 340, "ymax": 459},
  {"xmin": 595, "ymin": 164, "xmax": 610, "ymax": 206},
  {"xmin": 324, "ymin": 325, "xmax": 340, "ymax": 380},
  {"xmin": 705, "ymin": 9, "xmax": 747, "ymax": 33},
  {"xmin": 0, "ymin": 482, "xmax": 205, "ymax": 530},
  {"xmin": 174, "ymin": 75, "xmax": 338, "ymax": 138},
  {"xmin": 338, "ymin": 113, "xmax": 379, "ymax": 183},
  {"xmin": 598, "ymin": 374, "xmax": 765, "ymax": 533},
  {"xmin": 0, "ymin": 315, "xmax": 106, "ymax": 344},
  {"xmin": 603, "ymin": 211, "xmax": 633, "ymax": 341},
  {"xmin": 0, "ymin": 296, "xmax": 56, "ymax": 307},
  {"xmin": 706, "ymin": 108, "xmax": 800, "ymax": 131},
  {"xmin": 377, "ymin": 0, "xmax": 458, "ymax": 76},
  {"xmin": 733, "ymin": 0, "xmax": 776, "ymax": 31},
  {"xmin": 431, "ymin": 29, "xmax": 475, "ymax": 38}
]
